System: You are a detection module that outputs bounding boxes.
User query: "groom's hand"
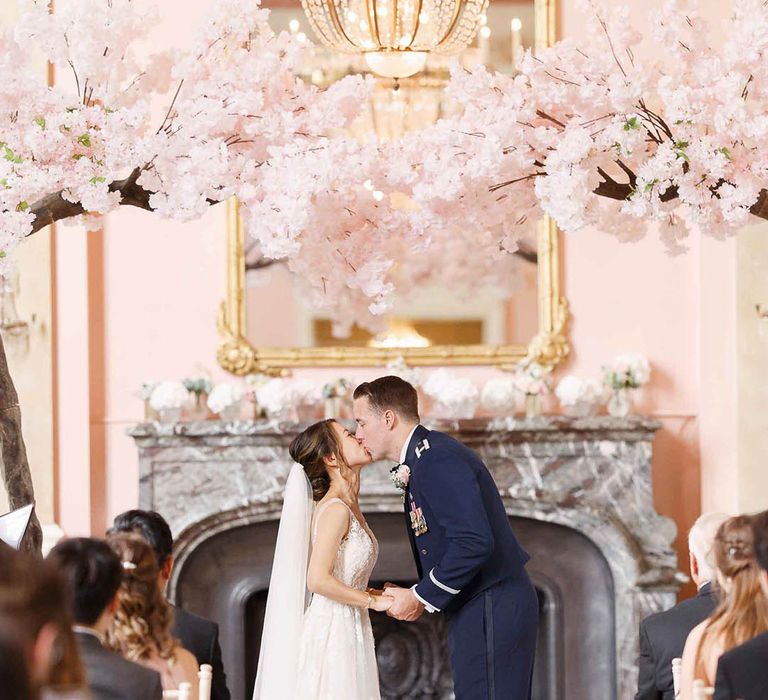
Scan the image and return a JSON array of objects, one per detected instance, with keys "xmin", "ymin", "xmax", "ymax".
[{"xmin": 385, "ymin": 586, "xmax": 424, "ymax": 622}]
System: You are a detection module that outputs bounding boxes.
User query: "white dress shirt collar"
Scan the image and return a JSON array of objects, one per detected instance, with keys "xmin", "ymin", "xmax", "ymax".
[
  {"xmin": 72, "ymin": 625, "xmax": 104, "ymax": 645},
  {"xmin": 399, "ymin": 425, "xmax": 420, "ymax": 465}
]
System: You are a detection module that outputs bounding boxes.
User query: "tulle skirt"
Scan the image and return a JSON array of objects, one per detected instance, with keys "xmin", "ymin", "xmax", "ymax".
[{"xmin": 295, "ymin": 594, "xmax": 381, "ymax": 700}]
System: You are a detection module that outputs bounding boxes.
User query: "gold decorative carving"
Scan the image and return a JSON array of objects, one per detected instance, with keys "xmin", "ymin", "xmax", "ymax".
[{"xmin": 217, "ymin": 0, "xmax": 568, "ymax": 374}]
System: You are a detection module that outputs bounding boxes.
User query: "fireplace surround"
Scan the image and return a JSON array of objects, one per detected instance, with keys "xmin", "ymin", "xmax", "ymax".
[{"xmin": 130, "ymin": 416, "xmax": 680, "ymax": 700}]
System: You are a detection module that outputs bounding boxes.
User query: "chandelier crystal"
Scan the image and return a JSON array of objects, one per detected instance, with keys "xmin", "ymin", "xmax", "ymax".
[{"xmin": 300, "ymin": 0, "xmax": 489, "ymax": 78}]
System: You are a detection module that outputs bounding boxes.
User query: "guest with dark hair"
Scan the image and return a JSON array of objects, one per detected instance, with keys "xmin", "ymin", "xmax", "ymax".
[
  {"xmin": 47, "ymin": 537, "xmax": 163, "ymax": 700},
  {"xmin": 109, "ymin": 509, "xmax": 230, "ymax": 700},
  {"xmin": 713, "ymin": 510, "xmax": 768, "ymax": 700},
  {"xmin": 0, "ymin": 541, "xmax": 86, "ymax": 696},
  {"xmin": 0, "ymin": 627, "xmax": 34, "ymax": 700}
]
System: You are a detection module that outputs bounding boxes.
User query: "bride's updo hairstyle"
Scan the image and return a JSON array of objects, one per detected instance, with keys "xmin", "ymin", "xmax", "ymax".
[{"xmin": 289, "ymin": 419, "xmax": 348, "ymax": 501}]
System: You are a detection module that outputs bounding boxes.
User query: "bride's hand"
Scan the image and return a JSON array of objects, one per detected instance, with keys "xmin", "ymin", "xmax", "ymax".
[
  {"xmin": 366, "ymin": 587, "xmax": 385, "ymax": 597},
  {"xmin": 370, "ymin": 594, "xmax": 394, "ymax": 612}
]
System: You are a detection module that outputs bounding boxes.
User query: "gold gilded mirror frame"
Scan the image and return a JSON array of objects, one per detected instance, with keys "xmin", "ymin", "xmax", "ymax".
[{"xmin": 217, "ymin": 0, "xmax": 568, "ymax": 375}]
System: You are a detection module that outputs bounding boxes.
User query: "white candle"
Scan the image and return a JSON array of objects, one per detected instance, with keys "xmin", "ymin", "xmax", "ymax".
[
  {"xmin": 479, "ymin": 26, "xmax": 491, "ymax": 66},
  {"xmin": 510, "ymin": 17, "xmax": 522, "ymax": 69}
]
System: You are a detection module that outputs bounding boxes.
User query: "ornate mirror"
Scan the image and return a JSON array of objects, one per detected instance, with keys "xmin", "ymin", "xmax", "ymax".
[{"xmin": 218, "ymin": 0, "xmax": 566, "ymax": 375}]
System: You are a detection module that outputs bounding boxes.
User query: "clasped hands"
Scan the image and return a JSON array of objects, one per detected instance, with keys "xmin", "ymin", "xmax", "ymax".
[{"xmin": 368, "ymin": 583, "xmax": 424, "ymax": 621}]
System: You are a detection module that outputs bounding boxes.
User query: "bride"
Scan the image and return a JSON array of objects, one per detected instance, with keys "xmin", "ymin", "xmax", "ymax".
[{"xmin": 253, "ymin": 419, "xmax": 392, "ymax": 700}]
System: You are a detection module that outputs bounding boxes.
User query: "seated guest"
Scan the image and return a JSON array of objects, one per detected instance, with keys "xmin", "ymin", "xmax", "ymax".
[
  {"xmin": 0, "ymin": 626, "xmax": 34, "ymax": 700},
  {"xmin": 109, "ymin": 509, "xmax": 230, "ymax": 700},
  {"xmin": 106, "ymin": 533, "xmax": 199, "ymax": 696},
  {"xmin": 680, "ymin": 515, "xmax": 768, "ymax": 699},
  {"xmin": 713, "ymin": 509, "xmax": 768, "ymax": 700},
  {"xmin": 636, "ymin": 512, "xmax": 729, "ymax": 700},
  {"xmin": 0, "ymin": 541, "xmax": 86, "ymax": 696},
  {"xmin": 47, "ymin": 537, "xmax": 163, "ymax": 700}
]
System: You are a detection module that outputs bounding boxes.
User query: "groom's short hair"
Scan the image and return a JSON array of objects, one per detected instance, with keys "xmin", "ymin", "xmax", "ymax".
[{"xmin": 353, "ymin": 376, "xmax": 419, "ymax": 422}]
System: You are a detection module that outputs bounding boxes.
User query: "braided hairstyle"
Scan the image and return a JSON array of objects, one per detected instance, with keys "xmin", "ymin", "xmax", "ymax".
[
  {"xmin": 104, "ymin": 533, "xmax": 178, "ymax": 663},
  {"xmin": 289, "ymin": 419, "xmax": 350, "ymax": 502},
  {"xmin": 698, "ymin": 515, "xmax": 768, "ymax": 668}
]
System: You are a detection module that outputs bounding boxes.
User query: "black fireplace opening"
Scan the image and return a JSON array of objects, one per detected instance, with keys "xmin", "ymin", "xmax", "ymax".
[{"xmin": 177, "ymin": 515, "xmax": 615, "ymax": 700}]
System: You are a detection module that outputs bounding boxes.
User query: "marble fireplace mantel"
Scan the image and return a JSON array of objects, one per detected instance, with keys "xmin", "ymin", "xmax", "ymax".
[{"xmin": 130, "ymin": 416, "xmax": 680, "ymax": 700}]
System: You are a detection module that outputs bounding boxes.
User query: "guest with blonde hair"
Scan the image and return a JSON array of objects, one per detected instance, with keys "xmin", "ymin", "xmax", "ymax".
[
  {"xmin": 680, "ymin": 515, "xmax": 768, "ymax": 698},
  {"xmin": 106, "ymin": 533, "xmax": 199, "ymax": 696},
  {"xmin": 713, "ymin": 509, "xmax": 768, "ymax": 699}
]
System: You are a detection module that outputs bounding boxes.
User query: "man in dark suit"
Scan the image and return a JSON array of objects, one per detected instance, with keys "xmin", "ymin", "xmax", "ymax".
[
  {"xmin": 354, "ymin": 376, "xmax": 538, "ymax": 700},
  {"xmin": 109, "ymin": 510, "xmax": 230, "ymax": 700},
  {"xmin": 713, "ymin": 509, "xmax": 768, "ymax": 700},
  {"xmin": 635, "ymin": 512, "xmax": 729, "ymax": 700},
  {"xmin": 47, "ymin": 537, "xmax": 162, "ymax": 700},
  {"xmin": 109, "ymin": 509, "xmax": 231, "ymax": 700}
]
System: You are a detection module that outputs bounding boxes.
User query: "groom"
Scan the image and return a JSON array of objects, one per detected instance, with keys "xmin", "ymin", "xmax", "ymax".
[{"xmin": 353, "ymin": 376, "xmax": 538, "ymax": 700}]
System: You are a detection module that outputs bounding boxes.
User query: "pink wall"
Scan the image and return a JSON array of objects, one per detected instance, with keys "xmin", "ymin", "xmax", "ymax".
[{"xmin": 50, "ymin": 0, "xmax": 738, "ymax": 597}]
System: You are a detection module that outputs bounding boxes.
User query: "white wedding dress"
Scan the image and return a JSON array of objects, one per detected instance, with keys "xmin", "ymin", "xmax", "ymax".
[{"xmin": 294, "ymin": 497, "xmax": 381, "ymax": 700}]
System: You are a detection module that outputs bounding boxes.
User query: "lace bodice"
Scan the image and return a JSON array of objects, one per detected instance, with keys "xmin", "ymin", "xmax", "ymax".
[{"xmin": 311, "ymin": 498, "xmax": 378, "ymax": 591}]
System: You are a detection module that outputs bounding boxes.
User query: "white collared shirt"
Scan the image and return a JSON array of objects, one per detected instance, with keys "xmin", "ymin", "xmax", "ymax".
[
  {"xmin": 399, "ymin": 425, "xmax": 419, "ymax": 465},
  {"xmin": 72, "ymin": 625, "xmax": 104, "ymax": 645}
]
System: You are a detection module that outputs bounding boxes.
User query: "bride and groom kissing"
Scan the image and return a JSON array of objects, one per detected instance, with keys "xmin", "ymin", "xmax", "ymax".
[{"xmin": 254, "ymin": 376, "xmax": 538, "ymax": 700}]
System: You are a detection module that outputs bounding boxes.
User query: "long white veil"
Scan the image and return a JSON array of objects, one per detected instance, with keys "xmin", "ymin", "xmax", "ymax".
[{"xmin": 252, "ymin": 463, "xmax": 313, "ymax": 700}]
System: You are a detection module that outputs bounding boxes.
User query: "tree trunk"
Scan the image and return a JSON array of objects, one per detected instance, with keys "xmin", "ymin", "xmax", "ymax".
[{"xmin": 0, "ymin": 331, "xmax": 42, "ymax": 555}]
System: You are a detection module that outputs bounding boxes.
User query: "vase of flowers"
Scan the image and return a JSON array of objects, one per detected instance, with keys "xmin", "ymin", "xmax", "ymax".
[
  {"xmin": 207, "ymin": 382, "xmax": 245, "ymax": 422},
  {"xmin": 323, "ymin": 378, "xmax": 351, "ymax": 419},
  {"xmin": 136, "ymin": 381, "xmax": 160, "ymax": 421},
  {"xmin": 513, "ymin": 362, "xmax": 550, "ymax": 418},
  {"xmin": 149, "ymin": 381, "xmax": 189, "ymax": 424},
  {"xmin": 255, "ymin": 378, "xmax": 301, "ymax": 421},
  {"xmin": 423, "ymin": 369, "xmax": 479, "ymax": 419},
  {"xmin": 184, "ymin": 377, "xmax": 213, "ymax": 421},
  {"xmin": 480, "ymin": 376, "xmax": 518, "ymax": 416},
  {"xmin": 555, "ymin": 375, "xmax": 604, "ymax": 417},
  {"xmin": 602, "ymin": 353, "xmax": 651, "ymax": 417}
]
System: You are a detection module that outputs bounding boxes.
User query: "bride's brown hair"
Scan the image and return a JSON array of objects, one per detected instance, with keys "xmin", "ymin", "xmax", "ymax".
[
  {"xmin": 289, "ymin": 419, "xmax": 350, "ymax": 501},
  {"xmin": 105, "ymin": 533, "xmax": 179, "ymax": 663},
  {"xmin": 697, "ymin": 515, "xmax": 768, "ymax": 673}
]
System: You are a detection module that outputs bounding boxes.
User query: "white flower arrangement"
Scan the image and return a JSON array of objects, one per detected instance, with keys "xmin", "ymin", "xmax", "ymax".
[
  {"xmin": 480, "ymin": 376, "xmax": 518, "ymax": 413},
  {"xmin": 256, "ymin": 378, "xmax": 311, "ymax": 417},
  {"xmin": 149, "ymin": 381, "xmax": 189, "ymax": 411},
  {"xmin": 513, "ymin": 362, "xmax": 550, "ymax": 396},
  {"xmin": 555, "ymin": 376, "xmax": 604, "ymax": 406},
  {"xmin": 323, "ymin": 377, "xmax": 352, "ymax": 400},
  {"xmin": 385, "ymin": 356, "xmax": 423, "ymax": 387},
  {"xmin": 207, "ymin": 382, "xmax": 245, "ymax": 414},
  {"xmin": 603, "ymin": 353, "xmax": 651, "ymax": 390},
  {"xmin": 135, "ymin": 380, "xmax": 159, "ymax": 402},
  {"xmin": 423, "ymin": 369, "xmax": 479, "ymax": 419}
]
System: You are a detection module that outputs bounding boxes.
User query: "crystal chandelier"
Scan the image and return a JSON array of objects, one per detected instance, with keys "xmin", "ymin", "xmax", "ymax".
[
  {"xmin": 0, "ymin": 270, "xmax": 30, "ymax": 356},
  {"xmin": 300, "ymin": 0, "xmax": 489, "ymax": 78},
  {"xmin": 290, "ymin": 10, "xmax": 526, "ymax": 139}
]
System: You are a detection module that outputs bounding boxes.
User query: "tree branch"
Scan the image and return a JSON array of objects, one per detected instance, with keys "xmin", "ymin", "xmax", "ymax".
[{"xmin": 29, "ymin": 168, "xmax": 220, "ymax": 234}]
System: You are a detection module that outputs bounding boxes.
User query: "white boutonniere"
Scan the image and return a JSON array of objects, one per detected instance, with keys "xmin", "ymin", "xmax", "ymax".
[{"xmin": 390, "ymin": 463, "xmax": 411, "ymax": 492}]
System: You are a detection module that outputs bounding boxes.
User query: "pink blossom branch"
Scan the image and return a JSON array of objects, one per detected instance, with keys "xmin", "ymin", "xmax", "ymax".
[{"xmin": 27, "ymin": 167, "xmax": 220, "ymax": 234}]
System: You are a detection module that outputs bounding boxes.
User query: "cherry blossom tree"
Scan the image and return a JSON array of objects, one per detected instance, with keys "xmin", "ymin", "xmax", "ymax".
[
  {"xmin": 0, "ymin": 0, "xmax": 366, "ymax": 549},
  {"xmin": 249, "ymin": 0, "xmax": 768, "ymax": 333},
  {"xmin": 4, "ymin": 0, "xmax": 768, "ymax": 548}
]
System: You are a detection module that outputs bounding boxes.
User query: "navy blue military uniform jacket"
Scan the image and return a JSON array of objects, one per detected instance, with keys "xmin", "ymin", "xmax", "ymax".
[{"xmin": 403, "ymin": 425, "xmax": 531, "ymax": 613}]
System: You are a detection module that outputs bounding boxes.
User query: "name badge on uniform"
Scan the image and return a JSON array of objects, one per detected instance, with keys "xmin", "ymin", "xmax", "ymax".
[{"xmin": 409, "ymin": 497, "xmax": 428, "ymax": 537}]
